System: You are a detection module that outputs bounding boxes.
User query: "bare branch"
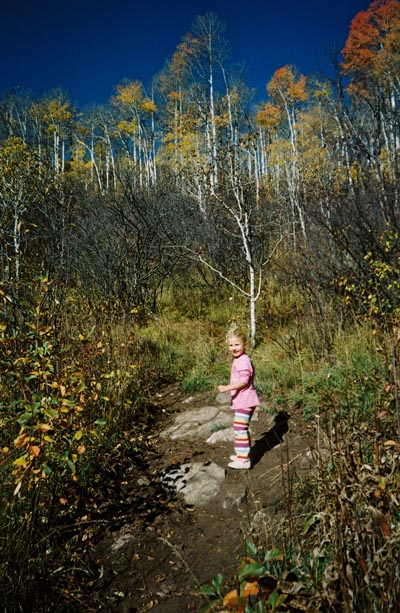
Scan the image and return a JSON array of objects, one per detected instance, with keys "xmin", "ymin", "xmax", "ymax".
[{"xmin": 186, "ymin": 248, "xmax": 250, "ymax": 297}]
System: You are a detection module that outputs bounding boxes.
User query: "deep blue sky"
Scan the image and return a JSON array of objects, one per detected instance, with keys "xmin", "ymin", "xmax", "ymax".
[{"xmin": 1, "ymin": 0, "xmax": 370, "ymax": 108}]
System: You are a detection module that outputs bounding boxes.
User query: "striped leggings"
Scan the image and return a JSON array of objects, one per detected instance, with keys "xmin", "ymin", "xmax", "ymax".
[{"xmin": 233, "ymin": 407, "xmax": 255, "ymax": 460}]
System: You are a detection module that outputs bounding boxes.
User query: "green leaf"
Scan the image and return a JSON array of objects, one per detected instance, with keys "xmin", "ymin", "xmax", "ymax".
[
  {"xmin": 211, "ymin": 573, "xmax": 224, "ymax": 592},
  {"xmin": 43, "ymin": 408, "xmax": 58, "ymax": 418},
  {"xmin": 66, "ymin": 460, "xmax": 76, "ymax": 474},
  {"xmin": 245, "ymin": 538, "xmax": 258, "ymax": 557},
  {"xmin": 269, "ymin": 589, "xmax": 287, "ymax": 610},
  {"xmin": 17, "ymin": 412, "xmax": 33, "ymax": 424},
  {"xmin": 239, "ymin": 563, "xmax": 267, "ymax": 581},
  {"xmin": 199, "ymin": 585, "xmax": 218, "ymax": 596},
  {"xmin": 264, "ymin": 548, "xmax": 284, "ymax": 562}
]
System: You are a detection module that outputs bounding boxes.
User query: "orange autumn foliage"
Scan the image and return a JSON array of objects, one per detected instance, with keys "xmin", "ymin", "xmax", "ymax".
[
  {"xmin": 222, "ymin": 581, "xmax": 260, "ymax": 611},
  {"xmin": 256, "ymin": 102, "xmax": 282, "ymax": 131},
  {"xmin": 342, "ymin": 0, "xmax": 400, "ymax": 94},
  {"xmin": 267, "ymin": 65, "xmax": 307, "ymax": 105}
]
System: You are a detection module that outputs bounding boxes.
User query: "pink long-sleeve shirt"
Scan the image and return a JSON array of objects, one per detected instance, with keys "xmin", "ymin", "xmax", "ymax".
[{"xmin": 230, "ymin": 353, "xmax": 260, "ymax": 410}]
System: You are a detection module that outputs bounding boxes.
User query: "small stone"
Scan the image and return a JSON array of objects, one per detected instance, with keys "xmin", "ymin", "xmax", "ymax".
[
  {"xmin": 222, "ymin": 487, "xmax": 247, "ymax": 510},
  {"xmin": 111, "ymin": 533, "xmax": 135, "ymax": 552}
]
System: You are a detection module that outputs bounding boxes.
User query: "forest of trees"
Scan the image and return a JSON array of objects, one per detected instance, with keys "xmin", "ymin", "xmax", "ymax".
[
  {"xmin": 1, "ymin": 0, "xmax": 399, "ymax": 341},
  {"xmin": 1, "ymin": 0, "xmax": 400, "ymax": 611}
]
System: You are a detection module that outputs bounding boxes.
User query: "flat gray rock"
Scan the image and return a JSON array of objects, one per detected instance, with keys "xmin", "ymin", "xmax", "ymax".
[
  {"xmin": 162, "ymin": 461, "xmax": 226, "ymax": 507},
  {"xmin": 216, "ymin": 391, "xmax": 231, "ymax": 404},
  {"xmin": 161, "ymin": 405, "xmax": 233, "ymax": 441},
  {"xmin": 206, "ymin": 428, "xmax": 235, "ymax": 444}
]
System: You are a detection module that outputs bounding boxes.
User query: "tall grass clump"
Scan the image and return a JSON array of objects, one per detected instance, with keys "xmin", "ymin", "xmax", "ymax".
[
  {"xmin": 288, "ymin": 323, "xmax": 400, "ymax": 610},
  {"xmin": 250, "ymin": 319, "xmax": 400, "ymax": 611},
  {"xmin": 135, "ymin": 312, "xmax": 229, "ymax": 392}
]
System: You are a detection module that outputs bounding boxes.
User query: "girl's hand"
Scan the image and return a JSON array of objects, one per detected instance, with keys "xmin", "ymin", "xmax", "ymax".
[{"xmin": 218, "ymin": 385, "xmax": 228, "ymax": 393}]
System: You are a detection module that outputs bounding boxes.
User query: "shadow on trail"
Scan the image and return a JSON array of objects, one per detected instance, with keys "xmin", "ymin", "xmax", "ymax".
[{"xmin": 251, "ymin": 411, "xmax": 290, "ymax": 467}]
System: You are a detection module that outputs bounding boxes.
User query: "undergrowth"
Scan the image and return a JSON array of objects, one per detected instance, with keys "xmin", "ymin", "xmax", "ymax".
[{"xmin": 1, "ymin": 273, "xmax": 400, "ymax": 612}]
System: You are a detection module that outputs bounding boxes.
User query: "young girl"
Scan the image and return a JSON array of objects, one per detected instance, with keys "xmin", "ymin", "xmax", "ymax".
[{"xmin": 218, "ymin": 326, "xmax": 260, "ymax": 469}]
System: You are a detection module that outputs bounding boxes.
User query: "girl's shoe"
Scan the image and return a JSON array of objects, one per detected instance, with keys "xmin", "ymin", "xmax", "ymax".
[
  {"xmin": 228, "ymin": 459, "xmax": 251, "ymax": 469},
  {"xmin": 230, "ymin": 454, "xmax": 251, "ymax": 462}
]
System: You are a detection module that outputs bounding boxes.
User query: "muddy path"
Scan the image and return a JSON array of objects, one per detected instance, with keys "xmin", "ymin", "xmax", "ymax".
[{"xmin": 83, "ymin": 385, "xmax": 315, "ymax": 613}]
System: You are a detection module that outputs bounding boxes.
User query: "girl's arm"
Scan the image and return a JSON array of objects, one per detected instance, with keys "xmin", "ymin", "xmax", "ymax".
[{"xmin": 218, "ymin": 380, "xmax": 247, "ymax": 393}]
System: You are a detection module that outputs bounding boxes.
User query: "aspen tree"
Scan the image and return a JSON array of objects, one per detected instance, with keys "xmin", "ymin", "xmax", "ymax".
[
  {"xmin": 39, "ymin": 91, "xmax": 74, "ymax": 174},
  {"xmin": 78, "ymin": 105, "xmax": 120, "ymax": 193},
  {"xmin": 0, "ymin": 137, "xmax": 39, "ymax": 320},
  {"xmin": 255, "ymin": 102, "xmax": 281, "ymax": 182},
  {"xmin": 111, "ymin": 80, "xmax": 157, "ymax": 189},
  {"xmin": 342, "ymin": 0, "xmax": 400, "ymax": 206},
  {"xmin": 0, "ymin": 89, "xmax": 32, "ymax": 142},
  {"xmin": 157, "ymin": 38, "xmax": 194, "ymax": 173},
  {"xmin": 186, "ymin": 13, "xmax": 229, "ymax": 192},
  {"xmin": 267, "ymin": 65, "xmax": 308, "ymax": 240}
]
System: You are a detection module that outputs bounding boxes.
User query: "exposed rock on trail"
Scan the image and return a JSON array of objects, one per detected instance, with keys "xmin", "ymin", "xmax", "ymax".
[
  {"xmin": 161, "ymin": 404, "xmax": 234, "ymax": 442},
  {"xmin": 161, "ymin": 461, "xmax": 226, "ymax": 507}
]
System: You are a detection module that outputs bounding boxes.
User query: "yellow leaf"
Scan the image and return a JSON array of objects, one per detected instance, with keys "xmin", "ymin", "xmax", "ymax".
[
  {"xmin": 14, "ymin": 432, "xmax": 27, "ymax": 447},
  {"xmin": 36, "ymin": 423, "xmax": 52, "ymax": 432},
  {"xmin": 59, "ymin": 385, "xmax": 66, "ymax": 397},
  {"xmin": 77, "ymin": 444, "xmax": 86, "ymax": 454},
  {"xmin": 14, "ymin": 481, "xmax": 22, "ymax": 496},
  {"xmin": 74, "ymin": 430, "xmax": 83, "ymax": 441},
  {"xmin": 384, "ymin": 440, "xmax": 398, "ymax": 447},
  {"xmin": 13, "ymin": 454, "xmax": 29, "ymax": 467}
]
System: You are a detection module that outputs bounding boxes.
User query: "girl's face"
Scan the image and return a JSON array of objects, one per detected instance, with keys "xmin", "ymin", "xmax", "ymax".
[{"xmin": 228, "ymin": 336, "xmax": 246, "ymax": 358}]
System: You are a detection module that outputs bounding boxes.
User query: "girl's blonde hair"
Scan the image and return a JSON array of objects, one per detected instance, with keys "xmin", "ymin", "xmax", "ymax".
[{"xmin": 226, "ymin": 325, "xmax": 247, "ymax": 344}]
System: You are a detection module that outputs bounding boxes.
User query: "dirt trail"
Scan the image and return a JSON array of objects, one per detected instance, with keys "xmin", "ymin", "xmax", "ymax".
[{"xmin": 87, "ymin": 385, "xmax": 314, "ymax": 613}]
